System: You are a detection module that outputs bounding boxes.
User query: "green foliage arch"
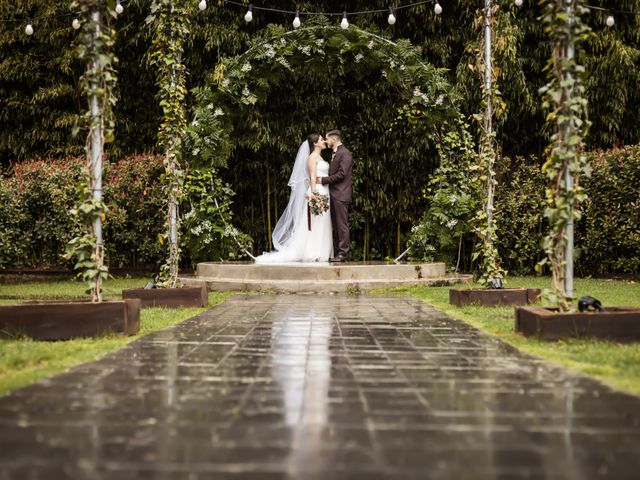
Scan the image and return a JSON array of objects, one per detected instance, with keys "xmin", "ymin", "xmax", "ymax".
[{"xmin": 186, "ymin": 20, "xmax": 464, "ymax": 258}]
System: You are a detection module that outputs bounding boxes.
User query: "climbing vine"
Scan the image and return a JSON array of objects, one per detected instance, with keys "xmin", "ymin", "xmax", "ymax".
[
  {"xmin": 185, "ymin": 21, "xmax": 457, "ymax": 168},
  {"xmin": 185, "ymin": 20, "xmax": 461, "ymax": 257},
  {"xmin": 407, "ymin": 119, "xmax": 478, "ymax": 267},
  {"xmin": 537, "ymin": 0, "xmax": 591, "ymax": 309},
  {"xmin": 148, "ymin": 0, "xmax": 191, "ymax": 287},
  {"xmin": 65, "ymin": 0, "xmax": 118, "ymax": 302},
  {"xmin": 470, "ymin": 0, "xmax": 506, "ymax": 286}
]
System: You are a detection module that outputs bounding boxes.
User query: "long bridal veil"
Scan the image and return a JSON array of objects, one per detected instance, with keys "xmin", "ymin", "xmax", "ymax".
[{"xmin": 270, "ymin": 141, "xmax": 310, "ymax": 251}]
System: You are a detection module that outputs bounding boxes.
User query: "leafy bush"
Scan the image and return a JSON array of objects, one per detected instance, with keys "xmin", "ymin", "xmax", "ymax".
[
  {"xmin": 103, "ymin": 154, "xmax": 165, "ymax": 268},
  {"xmin": 407, "ymin": 122, "xmax": 478, "ymax": 268},
  {"xmin": 0, "ymin": 154, "xmax": 250, "ymax": 271},
  {"xmin": 0, "ymin": 158, "xmax": 84, "ymax": 269},
  {"xmin": 411, "ymin": 145, "xmax": 640, "ymax": 277},
  {"xmin": 578, "ymin": 146, "xmax": 640, "ymax": 275},
  {"xmin": 493, "ymin": 156, "xmax": 546, "ymax": 275},
  {"xmin": 183, "ymin": 169, "xmax": 252, "ymax": 264}
]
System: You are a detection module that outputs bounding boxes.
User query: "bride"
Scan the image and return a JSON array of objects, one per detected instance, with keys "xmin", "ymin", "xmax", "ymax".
[{"xmin": 255, "ymin": 134, "xmax": 333, "ymax": 263}]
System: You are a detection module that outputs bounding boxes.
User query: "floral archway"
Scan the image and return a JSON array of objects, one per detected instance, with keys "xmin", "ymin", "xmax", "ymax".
[{"xmin": 185, "ymin": 19, "xmax": 465, "ymax": 258}]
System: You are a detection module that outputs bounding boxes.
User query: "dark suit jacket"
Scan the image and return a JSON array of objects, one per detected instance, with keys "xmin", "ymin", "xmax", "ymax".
[{"xmin": 321, "ymin": 145, "xmax": 353, "ymax": 203}]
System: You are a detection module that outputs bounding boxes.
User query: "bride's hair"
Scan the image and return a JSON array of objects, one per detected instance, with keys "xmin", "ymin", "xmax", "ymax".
[{"xmin": 307, "ymin": 133, "xmax": 320, "ymax": 152}]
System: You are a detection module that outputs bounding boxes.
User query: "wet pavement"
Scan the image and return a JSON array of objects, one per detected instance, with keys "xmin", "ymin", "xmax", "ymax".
[{"xmin": 1, "ymin": 295, "xmax": 640, "ymax": 479}]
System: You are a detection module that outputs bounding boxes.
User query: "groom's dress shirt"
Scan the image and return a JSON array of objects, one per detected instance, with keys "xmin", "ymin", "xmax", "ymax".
[{"xmin": 322, "ymin": 144, "xmax": 353, "ymax": 203}]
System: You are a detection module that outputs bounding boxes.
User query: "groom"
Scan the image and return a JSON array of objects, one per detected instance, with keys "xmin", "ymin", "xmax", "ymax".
[{"xmin": 317, "ymin": 129, "xmax": 353, "ymax": 262}]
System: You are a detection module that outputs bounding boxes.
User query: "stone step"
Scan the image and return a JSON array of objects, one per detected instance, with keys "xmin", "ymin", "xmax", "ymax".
[
  {"xmin": 195, "ymin": 262, "xmax": 447, "ymax": 281},
  {"xmin": 179, "ymin": 275, "xmax": 471, "ymax": 294}
]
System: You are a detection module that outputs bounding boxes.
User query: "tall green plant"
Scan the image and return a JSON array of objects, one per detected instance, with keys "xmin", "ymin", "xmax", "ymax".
[
  {"xmin": 148, "ymin": 0, "xmax": 191, "ymax": 287},
  {"xmin": 470, "ymin": 0, "xmax": 506, "ymax": 285},
  {"xmin": 537, "ymin": 0, "xmax": 591, "ymax": 310},
  {"xmin": 65, "ymin": 0, "xmax": 118, "ymax": 302}
]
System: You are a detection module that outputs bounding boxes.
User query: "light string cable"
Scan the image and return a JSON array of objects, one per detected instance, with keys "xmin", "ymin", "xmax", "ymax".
[
  {"xmin": 220, "ymin": 0, "xmax": 640, "ymax": 19},
  {"xmin": 584, "ymin": 3, "xmax": 640, "ymax": 27},
  {"xmin": 3, "ymin": 1, "xmax": 640, "ymax": 27},
  {"xmin": 0, "ymin": 0, "xmax": 132, "ymax": 27},
  {"xmin": 222, "ymin": 0, "xmax": 437, "ymax": 17}
]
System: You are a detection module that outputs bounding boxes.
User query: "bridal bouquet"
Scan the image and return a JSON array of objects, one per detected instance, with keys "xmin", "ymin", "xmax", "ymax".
[{"xmin": 308, "ymin": 193, "xmax": 329, "ymax": 215}]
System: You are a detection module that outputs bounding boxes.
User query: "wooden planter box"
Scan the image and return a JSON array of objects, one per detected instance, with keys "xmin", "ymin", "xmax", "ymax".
[
  {"xmin": 516, "ymin": 306, "xmax": 640, "ymax": 342},
  {"xmin": 0, "ymin": 299, "xmax": 141, "ymax": 341},
  {"xmin": 449, "ymin": 288, "xmax": 541, "ymax": 307},
  {"xmin": 122, "ymin": 285, "xmax": 208, "ymax": 308}
]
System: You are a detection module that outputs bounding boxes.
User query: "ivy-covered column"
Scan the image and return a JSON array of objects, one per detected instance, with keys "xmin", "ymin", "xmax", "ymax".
[
  {"xmin": 473, "ymin": 0, "xmax": 505, "ymax": 286},
  {"xmin": 538, "ymin": 0, "xmax": 591, "ymax": 309},
  {"xmin": 66, "ymin": 0, "xmax": 117, "ymax": 302},
  {"xmin": 150, "ymin": 0, "xmax": 191, "ymax": 287}
]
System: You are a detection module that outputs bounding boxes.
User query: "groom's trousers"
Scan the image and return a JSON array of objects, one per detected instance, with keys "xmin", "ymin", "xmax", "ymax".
[{"xmin": 331, "ymin": 199, "xmax": 350, "ymax": 259}]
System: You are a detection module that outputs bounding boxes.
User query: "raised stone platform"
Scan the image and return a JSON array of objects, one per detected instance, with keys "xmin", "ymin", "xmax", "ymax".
[{"xmin": 179, "ymin": 262, "xmax": 470, "ymax": 293}]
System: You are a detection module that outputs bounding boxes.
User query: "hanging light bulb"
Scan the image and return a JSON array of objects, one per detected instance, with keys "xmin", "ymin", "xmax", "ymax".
[
  {"xmin": 388, "ymin": 7, "xmax": 396, "ymax": 25},
  {"xmin": 72, "ymin": 18, "xmax": 81, "ymax": 30},
  {"xmin": 340, "ymin": 11, "xmax": 349, "ymax": 29},
  {"xmin": 115, "ymin": 0, "xmax": 124, "ymax": 14},
  {"xmin": 244, "ymin": 4, "xmax": 253, "ymax": 23},
  {"xmin": 514, "ymin": 0, "xmax": 523, "ymax": 6},
  {"xmin": 198, "ymin": 0, "xmax": 207, "ymax": 11},
  {"xmin": 606, "ymin": 15, "xmax": 615, "ymax": 27},
  {"xmin": 293, "ymin": 10, "xmax": 301, "ymax": 29},
  {"xmin": 25, "ymin": 23, "xmax": 34, "ymax": 36},
  {"xmin": 434, "ymin": 3, "xmax": 442, "ymax": 15}
]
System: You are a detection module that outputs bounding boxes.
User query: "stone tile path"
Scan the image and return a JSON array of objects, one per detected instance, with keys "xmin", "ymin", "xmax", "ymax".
[{"xmin": 1, "ymin": 295, "xmax": 640, "ymax": 479}]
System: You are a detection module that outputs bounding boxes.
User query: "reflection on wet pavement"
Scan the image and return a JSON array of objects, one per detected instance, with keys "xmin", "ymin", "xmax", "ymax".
[{"xmin": 1, "ymin": 295, "xmax": 639, "ymax": 479}]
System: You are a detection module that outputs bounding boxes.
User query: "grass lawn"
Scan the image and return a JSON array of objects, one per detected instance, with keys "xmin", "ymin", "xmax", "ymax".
[
  {"xmin": 0, "ymin": 278, "xmax": 234, "ymax": 397},
  {"xmin": 392, "ymin": 276, "xmax": 640, "ymax": 396}
]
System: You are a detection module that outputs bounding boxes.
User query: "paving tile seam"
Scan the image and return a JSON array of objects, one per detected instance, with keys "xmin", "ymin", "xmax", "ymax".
[{"xmin": 2, "ymin": 295, "xmax": 640, "ymax": 478}]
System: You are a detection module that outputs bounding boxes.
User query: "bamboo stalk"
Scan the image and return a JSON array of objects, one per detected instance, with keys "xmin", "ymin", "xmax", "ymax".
[{"xmin": 266, "ymin": 166, "xmax": 272, "ymax": 251}]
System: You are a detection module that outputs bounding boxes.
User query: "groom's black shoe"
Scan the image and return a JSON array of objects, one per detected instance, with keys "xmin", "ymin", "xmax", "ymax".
[{"xmin": 329, "ymin": 256, "xmax": 347, "ymax": 263}]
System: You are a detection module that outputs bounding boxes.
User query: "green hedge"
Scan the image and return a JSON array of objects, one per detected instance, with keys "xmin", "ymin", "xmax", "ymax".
[
  {"xmin": 1, "ymin": 146, "xmax": 638, "ymax": 275},
  {"xmin": 495, "ymin": 145, "xmax": 640, "ymax": 276},
  {"xmin": 0, "ymin": 154, "xmax": 165, "ymax": 270}
]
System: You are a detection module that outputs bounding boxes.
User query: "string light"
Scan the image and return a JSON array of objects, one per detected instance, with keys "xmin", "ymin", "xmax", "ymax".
[
  {"xmin": 388, "ymin": 7, "xmax": 396, "ymax": 25},
  {"xmin": 340, "ymin": 11, "xmax": 349, "ymax": 29},
  {"xmin": 25, "ymin": 23, "xmax": 34, "ymax": 36},
  {"xmin": 244, "ymin": 4, "xmax": 253, "ymax": 23},
  {"xmin": 72, "ymin": 18, "xmax": 81, "ymax": 30},
  {"xmin": 293, "ymin": 10, "xmax": 301, "ymax": 29},
  {"xmin": 3, "ymin": 0, "xmax": 639, "ymax": 31}
]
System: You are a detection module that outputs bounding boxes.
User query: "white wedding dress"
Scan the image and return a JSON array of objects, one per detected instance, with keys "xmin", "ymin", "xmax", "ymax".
[{"xmin": 255, "ymin": 156, "xmax": 333, "ymax": 264}]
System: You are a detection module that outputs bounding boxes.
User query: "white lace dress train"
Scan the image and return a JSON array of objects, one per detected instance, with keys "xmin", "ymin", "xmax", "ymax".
[{"xmin": 256, "ymin": 160, "xmax": 333, "ymax": 263}]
